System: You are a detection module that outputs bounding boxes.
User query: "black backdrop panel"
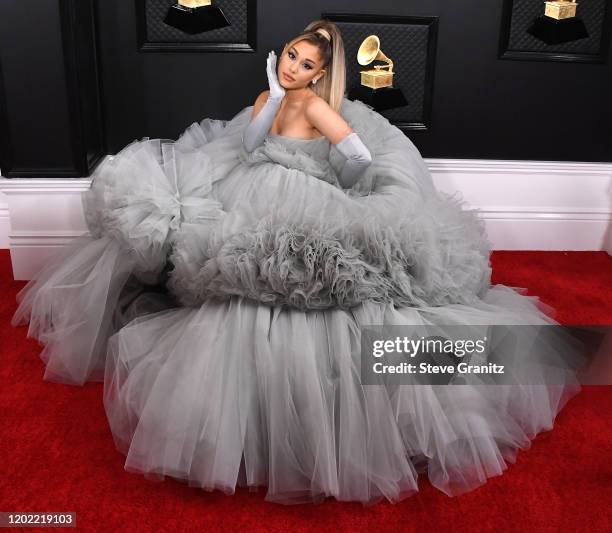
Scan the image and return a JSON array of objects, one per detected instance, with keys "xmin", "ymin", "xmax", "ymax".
[
  {"xmin": 500, "ymin": 0, "xmax": 611, "ymax": 62},
  {"xmin": 0, "ymin": 0, "xmax": 73, "ymax": 176},
  {"xmin": 60, "ymin": 0, "xmax": 106, "ymax": 175},
  {"xmin": 326, "ymin": 13, "xmax": 438, "ymax": 130},
  {"xmin": 1, "ymin": 0, "xmax": 612, "ymax": 174},
  {"xmin": 138, "ymin": 0, "xmax": 256, "ymax": 51},
  {"xmin": 0, "ymin": 0, "xmax": 105, "ymax": 178}
]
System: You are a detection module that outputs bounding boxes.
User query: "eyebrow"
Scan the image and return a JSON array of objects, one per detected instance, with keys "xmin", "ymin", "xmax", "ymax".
[{"xmin": 290, "ymin": 47, "xmax": 315, "ymax": 65}]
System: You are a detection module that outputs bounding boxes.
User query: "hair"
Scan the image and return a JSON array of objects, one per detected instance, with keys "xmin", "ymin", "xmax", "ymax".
[{"xmin": 283, "ymin": 19, "xmax": 346, "ymax": 113}]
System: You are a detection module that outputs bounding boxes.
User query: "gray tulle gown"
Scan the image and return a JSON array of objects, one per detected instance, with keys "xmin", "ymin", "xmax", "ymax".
[{"xmin": 11, "ymin": 98, "xmax": 581, "ymax": 505}]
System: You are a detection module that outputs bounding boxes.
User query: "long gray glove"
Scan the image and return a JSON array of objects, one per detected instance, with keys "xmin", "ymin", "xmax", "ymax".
[
  {"xmin": 334, "ymin": 132, "xmax": 372, "ymax": 188},
  {"xmin": 242, "ymin": 51, "xmax": 285, "ymax": 152}
]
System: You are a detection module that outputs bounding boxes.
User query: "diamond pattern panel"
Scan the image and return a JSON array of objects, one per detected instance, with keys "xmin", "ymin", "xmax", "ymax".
[
  {"xmin": 144, "ymin": 0, "xmax": 248, "ymax": 42},
  {"xmin": 335, "ymin": 19, "xmax": 434, "ymax": 124},
  {"xmin": 507, "ymin": 0, "xmax": 607, "ymax": 54}
]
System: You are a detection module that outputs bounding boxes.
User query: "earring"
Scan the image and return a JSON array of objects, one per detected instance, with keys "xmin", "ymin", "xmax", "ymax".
[{"xmin": 312, "ymin": 78, "xmax": 318, "ymax": 86}]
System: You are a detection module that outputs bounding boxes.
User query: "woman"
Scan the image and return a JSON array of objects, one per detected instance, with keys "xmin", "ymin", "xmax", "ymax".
[
  {"xmin": 11, "ymin": 19, "xmax": 580, "ymax": 505},
  {"xmin": 243, "ymin": 23, "xmax": 372, "ymax": 189}
]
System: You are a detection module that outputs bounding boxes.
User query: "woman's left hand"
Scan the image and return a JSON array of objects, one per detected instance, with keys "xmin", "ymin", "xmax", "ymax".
[{"xmin": 266, "ymin": 51, "xmax": 286, "ymax": 101}]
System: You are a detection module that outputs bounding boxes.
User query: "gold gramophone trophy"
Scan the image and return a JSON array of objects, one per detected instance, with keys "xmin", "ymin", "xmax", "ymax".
[
  {"xmin": 358, "ymin": 35, "xmax": 394, "ymax": 89},
  {"xmin": 545, "ymin": 0, "xmax": 578, "ymax": 19},
  {"xmin": 527, "ymin": 1, "xmax": 588, "ymax": 44},
  {"xmin": 348, "ymin": 35, "xmax": 407, "ymax": 112},
  {"xmin": 164, "ymin": 0, "xmax": 230, "ymax": 35}
]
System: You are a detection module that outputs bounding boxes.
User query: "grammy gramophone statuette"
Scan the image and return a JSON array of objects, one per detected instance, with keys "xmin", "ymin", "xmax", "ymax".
[
  {"xmin": 358, "ymin": 35, "xmax": 394, "ymax": 89},
  {"xmin": 545, "ymin": 0, "xmax": 578, "ymax": 19},
  {"xmin": 527, "ymin": 1, "xmax": 588, "ymax": 45},
  {"xmin": 163, "ymin": 0, "xmax": 230, "ymax": 35},
  {"xmin": 348, "ymin": 35, "xmax": 408, "ymax": 112}
]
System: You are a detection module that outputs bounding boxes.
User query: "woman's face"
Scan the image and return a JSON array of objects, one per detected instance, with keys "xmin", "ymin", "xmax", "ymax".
[{"xmin": 277, "ymin": 40, "xmax": 325, "ymax": 89}]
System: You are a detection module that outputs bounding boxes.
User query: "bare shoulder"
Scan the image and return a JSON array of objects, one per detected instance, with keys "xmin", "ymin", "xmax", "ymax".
[
  {"xmin": 253, "ymin": 89, "xmax": 270, "ymax": 108},
  {"xmin": 251, "ymin": 90, "xmax": 271, "ymax": 119},
  {"xmin": 257, "ymin": 89, "xmax": 270, "ymax": 102},
  {"xmin": 304, "ymin": 94, "xmax": 331, "ymax": 115},
  {"xmin": 304, "ymin": 94, "xmax": 352, "ymax": 143}
]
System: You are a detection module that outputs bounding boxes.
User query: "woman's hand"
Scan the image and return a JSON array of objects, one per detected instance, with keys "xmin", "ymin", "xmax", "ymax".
[
  {"xmin": 266, "ymin": 51, "xmax": 285, "ymax": 101},
  {"xmin": 242, "ymin": 52, "xmax": 285, "ymax": 152}
]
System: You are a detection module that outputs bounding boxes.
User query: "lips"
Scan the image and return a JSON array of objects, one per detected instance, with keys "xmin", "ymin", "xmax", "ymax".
[{"xmin": 283, "ymin": 73, "xmax": 295, "ymax": 82}]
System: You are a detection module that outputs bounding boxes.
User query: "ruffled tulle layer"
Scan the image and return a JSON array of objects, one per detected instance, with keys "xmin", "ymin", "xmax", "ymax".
[
  {"xmin": 11, "ymin": 110, "xmax": 238, "ymax": 384},
  {"xmin": 165, "ymin": 98, "xmax": 492, "ymax": 310},
  {"xmin": 102, "ymin": 286, "xmax": 579, "ymax": 505},
  {"xmin": 10, "ymin": 235, "xmax": 177, "ymax": 385}
]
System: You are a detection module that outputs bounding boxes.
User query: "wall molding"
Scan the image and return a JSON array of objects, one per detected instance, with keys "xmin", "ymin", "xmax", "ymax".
[
  {"xmin": 0, "ymin": 199, "xmax": 9, "ymax": 249},
  {"xmin": 0, "ymin": 177, "xmax": 92, "ymax": 194},
  {"xmin": 428, "ymin": 158, "xmax": 611, "ymax": 253},
  {"xmin": 1, "ymin": 157, "xmax": 610, "ymax": 279},
  {"xmin": 426, "ymin": 158, "xmax": 612, "ymax": 174}
]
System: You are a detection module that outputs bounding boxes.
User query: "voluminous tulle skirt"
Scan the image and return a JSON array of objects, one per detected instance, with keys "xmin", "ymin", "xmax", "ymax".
[{"xmin": 11, "ymin": 98, "xmax": 581, "ymax": 505}]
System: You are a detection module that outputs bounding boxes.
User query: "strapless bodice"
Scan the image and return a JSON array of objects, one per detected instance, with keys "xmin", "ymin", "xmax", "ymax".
[
  {"xmin": 266, "ymin": 133, "xmax": 332, "ymax": 162},
  {"xmin": 238, "ymin": 132, "xmax": 338, "ymax": 187}
]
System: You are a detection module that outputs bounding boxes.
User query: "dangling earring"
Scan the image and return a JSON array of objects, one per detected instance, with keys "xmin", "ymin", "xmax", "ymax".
[{"xmin": 311, "ymin": 78, "xmax": 318, "ymax": 86}]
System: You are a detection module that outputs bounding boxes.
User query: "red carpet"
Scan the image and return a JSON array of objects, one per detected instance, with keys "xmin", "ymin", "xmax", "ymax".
[{"xmin": 1, "ymin": 249, "xmax": 611, "ymax": 532}]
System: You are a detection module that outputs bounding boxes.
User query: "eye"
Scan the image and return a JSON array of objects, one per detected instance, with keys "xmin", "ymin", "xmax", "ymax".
[
  {"xmin": 288, "ymin": 51, "xmax": 295, "ymax": 59},
  {"xmin": 304, "ymin": 63, "xmax": 312, "ymax": 70}
]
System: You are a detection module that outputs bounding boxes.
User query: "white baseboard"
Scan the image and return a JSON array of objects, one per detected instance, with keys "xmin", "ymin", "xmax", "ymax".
[
  {"xmin": 0, "ymin": 193, "xmax": 9, "ymax": 249},
  {"xmin": 429, "ymin": 158, "xmax": 612, "ymax": 252},
  {"xmin": 1, "ymin": 158, "xmax": 610, "ymax": 280},
  {"xmin": 0, "ymin": 178, "xmax": 92, "ymax": 279}
]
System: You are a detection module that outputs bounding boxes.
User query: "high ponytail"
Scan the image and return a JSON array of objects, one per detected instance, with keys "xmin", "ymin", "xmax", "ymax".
[{"xmin": 283, "ymin": 19, "xmax": 346, "ymax": 113}]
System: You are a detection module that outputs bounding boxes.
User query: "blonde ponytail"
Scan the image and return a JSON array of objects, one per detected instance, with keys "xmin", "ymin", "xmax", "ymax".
[{"xmin": 284, "ymin": 20, "xmax": 346, "ymax": 113}]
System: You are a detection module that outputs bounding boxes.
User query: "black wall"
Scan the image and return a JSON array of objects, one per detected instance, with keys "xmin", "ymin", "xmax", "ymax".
[
  {"xmin": 1, "ymin": 0, "xmax": 611, "ymax": 178},
  {"xmin": 0, "ymin": 1, "xmax": 75, "ymax": 175},
  {"xmin": 0, "ymin": 0, "xmax": 105, "ymax": 177}
]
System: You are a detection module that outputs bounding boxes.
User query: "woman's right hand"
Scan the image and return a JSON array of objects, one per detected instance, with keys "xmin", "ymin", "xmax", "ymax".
[
  {"xmin": 266, "ymin": 51, "xmax": 285, "ymax": 101},
  {"xmin": 242, "ymin": 51, "xmax": 285, "ymax": 152}
]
